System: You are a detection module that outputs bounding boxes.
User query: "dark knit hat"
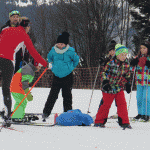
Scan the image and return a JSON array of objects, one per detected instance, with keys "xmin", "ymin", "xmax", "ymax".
[
  {"xmin": 20, "ymin": 18, "xmax": 30, "ymax": 27},
  {"xmin": 141, "ymin": 41, "xmax": 150, "ymax": 55},
  {"xmin": 141, "ymin": 41, "xmax": 150, "ymax": 50},
  {"xmin": 57, "ymin": 32, "xmax": 70, "ymax": 45},
  {"xmin": 108, "ymin": 40, "xmax": 116, "ymax": 51}
]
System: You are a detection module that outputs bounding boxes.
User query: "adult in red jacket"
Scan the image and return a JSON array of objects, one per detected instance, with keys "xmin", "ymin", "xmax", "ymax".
[{"xmin": 0, "ymin": 17, "xmax": 47, "ymax": 123}]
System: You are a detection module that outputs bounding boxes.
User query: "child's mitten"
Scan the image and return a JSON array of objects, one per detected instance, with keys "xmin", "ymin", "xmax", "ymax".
[
  {"xmin": 125, "ymin": 83, "xmax": 131, "ymax": 94},
  {"xmin": 130, "ymin": 57, "xmax": 139, "ymax": 66},
  {"xmin": 24, "ymin": 88, "xmax": 33, "ymax": 101},
  {"xmin": 48, "ymin": 63, "xmax": 53, "ymax": 70},
  {"xmin": 102, "ymin": 80, "xmax": 111, "ymax": 92},
  {"xmin": 146, "ymin": 60, "xmax": 150, "ymax": 68}
]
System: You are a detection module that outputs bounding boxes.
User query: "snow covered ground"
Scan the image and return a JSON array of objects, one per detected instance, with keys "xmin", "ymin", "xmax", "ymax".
[{"xmin": 0, "ymin": 87, "xmax": 150, "ymax": 150}]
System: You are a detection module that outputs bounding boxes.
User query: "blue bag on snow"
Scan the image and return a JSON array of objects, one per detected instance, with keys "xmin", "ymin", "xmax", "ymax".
[{"xmin": 56, "ymin": 109, "xmax": 93, "ymax": 126}]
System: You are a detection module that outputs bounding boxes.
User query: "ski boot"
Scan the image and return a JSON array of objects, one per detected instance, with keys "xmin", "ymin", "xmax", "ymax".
[
  {"xmin": 133, "ymin": 114, "xmax": 142, "ymax": 121},
  {"xmin": 141, "ymin": 115, "xmax": 149, "ymax": 122},
  {"xmin": 121, "ymin": 124, "xmax": 132, "ymax": 130},
  {"xmin": 1, "ymin": 108, "xmax": 11, "ymax": 127},
  {"xmin": 2, "ymin": 119, "xmax": 11, "ymax": 127},
  {"xmin": 24, "ymin": 114, "xmax": 39, "ymax": 122},
  {"xmin": 31, "ymin": 115, "xmax": 39, "ymax": 121}
]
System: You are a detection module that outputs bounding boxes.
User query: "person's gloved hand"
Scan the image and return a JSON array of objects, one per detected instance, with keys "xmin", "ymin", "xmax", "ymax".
[
  {"xmin": 130, "ymin": 57, "xmax": 139, "ymax": 66},
  {"xmin": 146, "ymin": 60, "xmax": 150, "ymax": 68},
  {"xmin": 24, "ymin": 88, "xmax": 33, "ymax": 101},
  {"xmin": 48, "ymin": 63, "xmax": 53, "ymax": 70},
  {"xmin": 125, "ymin": 83, "xmax": 131, "ymax": 94},
  {"xmin": 102, "ymin": 80, "xmax": 111, "ymax": 92}
]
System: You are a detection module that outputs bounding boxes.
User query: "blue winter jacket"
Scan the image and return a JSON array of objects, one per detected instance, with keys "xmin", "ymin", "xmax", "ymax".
[
  {"xmin": 47, "ymin": 45, "xmax": 79, "ymax": 78},
  {"xmin": 56, "ymin": 109, "xmax": 94, "ymax": 126}
]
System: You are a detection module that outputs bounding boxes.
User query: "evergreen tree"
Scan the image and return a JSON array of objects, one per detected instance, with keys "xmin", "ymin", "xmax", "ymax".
[{"xmin": 127, "ymin": 0, "xmax": 150, "ymax": 55}]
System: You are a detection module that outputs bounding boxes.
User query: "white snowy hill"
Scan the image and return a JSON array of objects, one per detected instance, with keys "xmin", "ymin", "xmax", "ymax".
[{"xmin": 0, "ymin": 88, "xmax": 149, "ymax": 150}]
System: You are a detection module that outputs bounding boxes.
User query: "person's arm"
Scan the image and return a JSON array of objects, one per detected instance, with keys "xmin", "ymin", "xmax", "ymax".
[
  {"xmin": 69, "ymin": 48, "xmax": 79, "ymax": 68},
  {"xmin": 101, "ymin": 61, "xmax": 112, "ymax": 91},
  {"xmin": 102, "ymin": 61, "xmax": 111, "ymax": 80},
  {"xmin": 21, "ymin": 66, "xmax": 34, "ymax": 90},
  {"xmin": 21, "ymin": 66, "xmax": 34, "ymax": 101},
  {"xmin": 47, "ymin": 50, "xmax": 53, "ymax": 63},
  {"xmin": 24, "ymin": 34, "xmax": 47, "ymax": 67},
  {"xmin": 71, "ymin": 52, "xmax": 79, "ymax": 68}
]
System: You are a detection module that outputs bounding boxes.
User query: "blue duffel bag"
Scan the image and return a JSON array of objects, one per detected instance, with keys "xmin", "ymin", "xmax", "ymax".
[{"xmin": 56, "ymin": 109, "xmax": 93, "ymax": 126}]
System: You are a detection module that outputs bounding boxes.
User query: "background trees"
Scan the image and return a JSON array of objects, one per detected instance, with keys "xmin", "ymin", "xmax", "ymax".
[
  {"xmin": 0, "ymin": 0, "xmax": 138, "ymax": 66},
  {"xmin": 127, "ymin": 0, "xmax": 150, "ymax": 55}
]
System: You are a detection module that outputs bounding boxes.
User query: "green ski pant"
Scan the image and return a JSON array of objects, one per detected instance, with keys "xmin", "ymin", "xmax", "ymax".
[{"xmin": 11, "ymin": 92, "xmax": 28, "ymax": 119}]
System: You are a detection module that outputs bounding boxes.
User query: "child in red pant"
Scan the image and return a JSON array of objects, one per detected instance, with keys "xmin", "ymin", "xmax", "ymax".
[{"xmin": 94, "ymin": 44, "xmax": 132, "ymax": 129}]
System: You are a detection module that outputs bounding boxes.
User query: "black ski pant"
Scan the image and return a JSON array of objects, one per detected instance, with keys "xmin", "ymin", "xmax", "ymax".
[
  {"xmin": 43, "ymin": 73, "xmax": 73, "ymax": 117},
  {"xmin": 0, "ymin": 57, "xmax": 14, "ymax": 117}
]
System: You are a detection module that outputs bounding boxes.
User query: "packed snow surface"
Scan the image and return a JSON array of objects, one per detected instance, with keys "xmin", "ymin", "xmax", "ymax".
[{"xmin": 0, "ymin": 88, "xmax": 149, "ymax": 150}]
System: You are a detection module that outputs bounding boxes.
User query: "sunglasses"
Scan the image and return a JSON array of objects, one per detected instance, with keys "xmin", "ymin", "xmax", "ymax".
[{"xmin": 9, "ymin": 10, "xmax": 20, "ymax": 17}]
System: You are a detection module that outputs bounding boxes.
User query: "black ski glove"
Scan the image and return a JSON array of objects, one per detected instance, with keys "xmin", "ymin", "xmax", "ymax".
[
  {"xmin": 130, "ymin": 58, "xmax": 139, "ymax": 67},
  {"xmin": 125, "ymin": 83, "xmax": 131, "ymax": 94},
  {"xmin": 146, "ymin": 60, "xmax": 150, "ymax": 68},
  {"xmin": 99, "ymin": 57, "xmax": 104, "ymax": 65},
  {"xmin": 102, "ymin": 80, "xmax": 111, "ymax": 92}
]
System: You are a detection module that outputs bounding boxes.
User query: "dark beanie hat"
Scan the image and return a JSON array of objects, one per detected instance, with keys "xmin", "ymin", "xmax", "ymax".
[
  {"xmin": 108, "ymin": 40, "xmax": 116, "ymax": 51},
  {"xmin": 141, "ymin": 41, "xmax": 150, "ymax": 50},
  {"xmin": 20, "ymin": 19, "xmax": 30, "ymax": 27},
  {"xmin": 141, "ymin": 41, "xmax": 150, "ymax": 55},
  {"xmin": 57, "ymin": 32, "xmax": 70, "ymax": 45}
]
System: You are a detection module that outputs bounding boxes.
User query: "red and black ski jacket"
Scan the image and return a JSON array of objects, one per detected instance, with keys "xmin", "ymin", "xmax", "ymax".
[{"xmin": 0, "ymin": 26, "xmax": 47, "ymax": 67}]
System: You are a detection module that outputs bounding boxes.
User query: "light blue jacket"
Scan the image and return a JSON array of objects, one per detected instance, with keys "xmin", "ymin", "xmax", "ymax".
[{"xmin": 47, "ymin": 45, "xmax": 79, "ymax": 78}]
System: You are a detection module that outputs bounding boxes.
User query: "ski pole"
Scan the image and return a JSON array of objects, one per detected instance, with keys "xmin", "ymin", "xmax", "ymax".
[
  {"xmin": 128, "ymin": 66, "xmax": 136, "ymax": 111},
  {"xmin": 87, "ymin": 64, "xmax": 101, "ymax": 114},
  {"xmin": 0, "ymin": 67, "xmax": 48, "ymax": 131}
]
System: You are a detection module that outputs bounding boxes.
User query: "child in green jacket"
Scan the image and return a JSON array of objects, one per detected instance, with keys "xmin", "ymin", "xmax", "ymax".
[{"xmin": 10, "ymin": 61, "xmax": 42, "ymax": 122}]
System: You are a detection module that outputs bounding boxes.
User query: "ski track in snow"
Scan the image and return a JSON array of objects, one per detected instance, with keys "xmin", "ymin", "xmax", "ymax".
[{"xmin": 0, "ymin": 88, "xmax": 149, "ymax": 150}]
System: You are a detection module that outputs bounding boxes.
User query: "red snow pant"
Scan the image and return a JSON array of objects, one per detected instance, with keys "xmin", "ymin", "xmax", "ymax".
[{"xmin": 95, "ymin": 90, "xmax": 129, "ymax": 125}]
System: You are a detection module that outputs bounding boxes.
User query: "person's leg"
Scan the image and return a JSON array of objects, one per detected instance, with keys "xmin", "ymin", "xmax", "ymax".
[
  {"xmin": 62, "ymin": 73, "xmax": 73, "ymax": 112},
  {"xmin": 0, "ymin": 58, "xmax": 14, "ymax": 118},
  {"xmin": 146, "ymin": 86, "xmax": 150, "ymax": 117},
  {"xmin": 136, "ymin": 85, "xmax": 144, "ymax": 116},
  {"xmin": 142, "ymin": 86, "xmax": 150, "ymax": 120},
  {"xmin": 43, "ymin": 76, "xmax": 61, "ymax": 117},
  {"xmin": 94, "ymin": 92, "xmax": 115, "ymax": 124},
  {"xmin": 11, "ymin": 93, "xmax": 27, "ymax": 119},
  {"xmin": 115, "ymin": 90, "xmax": 129, "ymax": 125}
]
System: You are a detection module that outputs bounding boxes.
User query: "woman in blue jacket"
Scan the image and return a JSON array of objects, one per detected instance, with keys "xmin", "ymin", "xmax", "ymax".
[{"xmin": 43, "ymin": 32, "xmax": 79, "ymax": 119}]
